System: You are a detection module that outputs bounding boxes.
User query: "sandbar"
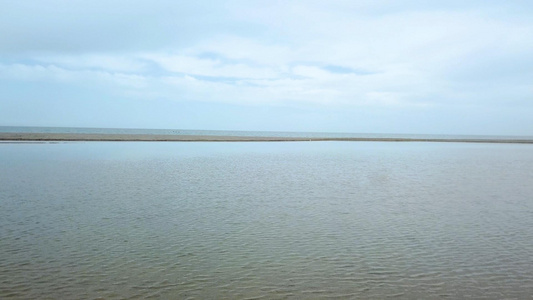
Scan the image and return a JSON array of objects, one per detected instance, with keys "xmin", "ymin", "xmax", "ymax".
[{"xmin": 1, "ymin": 132, "xmax": 532, "ymax": 144}]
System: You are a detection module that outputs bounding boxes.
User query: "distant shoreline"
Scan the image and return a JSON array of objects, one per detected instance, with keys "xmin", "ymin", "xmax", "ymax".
[{"xmin": 1, "ymin": 132, "xmax": 533, "ymax": 144}]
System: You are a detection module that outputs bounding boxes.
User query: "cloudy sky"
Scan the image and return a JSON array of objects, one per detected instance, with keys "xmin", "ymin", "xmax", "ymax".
[{"xmin": 1, "ymin": 1, "xmax": 532, "ymax": 135}]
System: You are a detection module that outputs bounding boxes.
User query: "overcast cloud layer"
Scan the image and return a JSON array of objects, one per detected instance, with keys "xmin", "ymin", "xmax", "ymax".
[{"xmin": 1, "ymin": 0, "xmax": 532, "ymax": 135}]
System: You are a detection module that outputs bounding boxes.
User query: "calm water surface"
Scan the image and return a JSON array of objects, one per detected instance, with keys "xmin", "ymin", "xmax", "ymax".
[{"xmin": 1, "ymin": 142, "xmax": 533, "ymax": 299}]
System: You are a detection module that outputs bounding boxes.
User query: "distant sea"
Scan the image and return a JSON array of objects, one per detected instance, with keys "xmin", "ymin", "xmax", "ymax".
[
  {"xmin": 1, "ymin": 128, "xmax": 533, "ymax": 299},
  {"xmin": 1, "ymin": 125, "xmax": 532, "ymax": 141}
]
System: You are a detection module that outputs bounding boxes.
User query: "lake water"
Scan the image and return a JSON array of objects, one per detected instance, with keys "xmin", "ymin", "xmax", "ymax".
[{"xmin": 1, "ymin": 141, "xmax": 533, "ymax": 299}]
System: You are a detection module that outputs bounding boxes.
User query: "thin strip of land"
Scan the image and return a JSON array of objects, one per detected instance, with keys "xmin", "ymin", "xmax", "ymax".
[{"xmin": 1, "ymin": 132, "xmax": 532, "ymax": 144}]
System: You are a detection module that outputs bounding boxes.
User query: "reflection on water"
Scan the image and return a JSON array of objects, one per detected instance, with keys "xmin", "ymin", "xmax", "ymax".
[{"xmin": 1, "ymin": 142, "xmax": 533, "ymax": 299}]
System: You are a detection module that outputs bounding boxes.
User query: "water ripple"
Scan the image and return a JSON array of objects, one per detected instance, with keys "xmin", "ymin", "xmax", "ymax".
[{"xmin": 1, "ymin": 142, "xmax": 533, "ymax": 299}]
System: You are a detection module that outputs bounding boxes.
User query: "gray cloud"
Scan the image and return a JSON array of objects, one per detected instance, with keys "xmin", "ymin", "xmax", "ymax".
[{"xmin": 0, "ymin": 1, "xmax": 243, "ymax": 55}]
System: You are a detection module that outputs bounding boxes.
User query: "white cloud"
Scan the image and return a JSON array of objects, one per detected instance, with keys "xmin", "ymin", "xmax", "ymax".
[
  {"xmin": 292, "ymin": 66, "xmax": 333, "ymax": 80},
  {"xmin": 145, "ymin": 53, "xmax": 277, "ymax": 79},
  {"xmin": 0, "ymin": 63, "xmax": 149, "ymax": 89},
  {"xmin": 190, "ymin": 36, "xmax": 292, "ymax": 66},
  {"xmin": 34, "ymin": 55, "xmax": 146, "ymax": 72}
]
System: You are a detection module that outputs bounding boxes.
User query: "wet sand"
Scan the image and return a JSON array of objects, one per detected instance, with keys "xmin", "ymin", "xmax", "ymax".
[{"xmin": 1, "ymin": 132, "xmax": 532, "ymax": 144}]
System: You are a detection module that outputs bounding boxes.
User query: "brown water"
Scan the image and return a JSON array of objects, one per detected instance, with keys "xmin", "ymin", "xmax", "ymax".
[{"xmin": 1, "ymin": 142, "xmax": 533, "ymax": 299}]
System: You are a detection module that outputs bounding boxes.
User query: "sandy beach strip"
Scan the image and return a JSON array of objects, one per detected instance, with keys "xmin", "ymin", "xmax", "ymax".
[
  {"xmin": 1, "ymin": 132, "xmax": 533, "ymax": 144},
  {"xmin": 0, "ymin": 132, "xmax": 310, "ymax": 142}
]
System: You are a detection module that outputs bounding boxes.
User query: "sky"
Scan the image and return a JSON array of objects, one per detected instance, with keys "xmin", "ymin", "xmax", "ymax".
[{"xmin": 1, "ymin": 0, "xmax": 532, "ymax": 135}]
